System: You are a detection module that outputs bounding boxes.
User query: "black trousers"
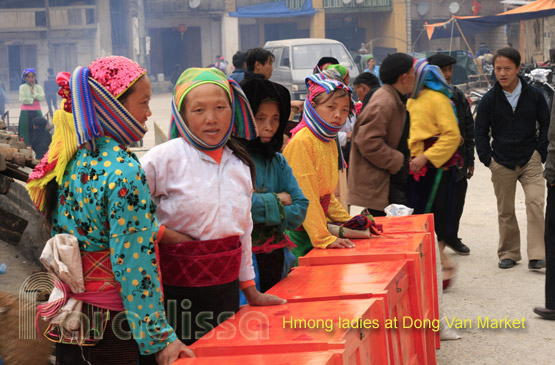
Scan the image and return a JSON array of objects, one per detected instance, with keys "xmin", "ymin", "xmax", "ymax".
[
  {"xmin": 446, "ymin": 177, "xmax": 468, "ymax": 244},
  {"xmin": 545, "ymin": 185, "xmax": 555, "ymax": 309},
  {"xmin": 407, "ymin": 166, "xmax": 456, "ymax": 242}
]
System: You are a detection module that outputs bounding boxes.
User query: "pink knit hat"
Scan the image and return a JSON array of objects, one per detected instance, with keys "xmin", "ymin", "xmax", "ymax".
[{"xmin": 88, "ymin": 56, "xmax": 146, "ymax": 98}]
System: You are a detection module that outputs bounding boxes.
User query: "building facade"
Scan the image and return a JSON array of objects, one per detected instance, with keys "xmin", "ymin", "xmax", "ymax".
[{"xmin": 0, "ymin": 0, "xmax": 116, "ymax": 91}]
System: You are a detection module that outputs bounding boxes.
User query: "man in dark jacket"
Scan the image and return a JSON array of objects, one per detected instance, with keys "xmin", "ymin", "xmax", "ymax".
[
  {"xmin": 475, "ymin": 47, "xmax": 549, "ymax": 270},
  {"xmin": 534, "ymin": 97, "xmax": 555, "ymax": 320},
  {"xmin": 228, "ymin": 51, "xmax": 247, "ymax": 84},
  {"xmin": 241, "ymin": 48, "xmax": 274, "ymax": 85},
  {"xmin": 428, "ymin": 53, "xmax": 474, "ymax": 255},
  {"xmin": 44, "ymin": 68, "xmax": 58, "ymax": 116}
]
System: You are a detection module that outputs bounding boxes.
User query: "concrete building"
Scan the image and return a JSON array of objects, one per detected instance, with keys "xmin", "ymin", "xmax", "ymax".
[
  {"xmin": 0, "ymin": 0, "xmax": 115, "ymax": 91},
  {"xmin": 0, "ymin": 0, "xmax": 411, "ymax": 90},
  {"xmin": 144, "ymin": 0, "xmax": 409, "ymax": 80}
]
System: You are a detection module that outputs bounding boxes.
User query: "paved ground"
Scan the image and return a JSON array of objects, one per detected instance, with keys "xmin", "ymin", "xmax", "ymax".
[{"xmin": 1, "ymin": 92, "xmax": 553, "ymax": 364}]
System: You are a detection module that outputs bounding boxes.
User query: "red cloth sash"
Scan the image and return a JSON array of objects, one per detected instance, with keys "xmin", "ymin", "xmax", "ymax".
[
  {"xmin": 37, "ymin": 250, "xmax": 124, "ymax": 323},
  {"xmin": 158, "ymin": 235, "xmax": 242, "ymax": 287},
  {"xmin": 296, "ymin": 194, "xmax": 331, "ymax": 232}
]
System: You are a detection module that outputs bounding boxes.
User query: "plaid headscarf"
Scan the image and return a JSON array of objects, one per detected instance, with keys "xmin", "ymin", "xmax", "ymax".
[
  {"xmin": 291, "ymin": 71, "xmax": 354, "ymax": 142},
  {"xmin": 411, "ymin": 58, "xmax": 453, "ymax": 99},
  {"xmin": 169, "ymin": 67, "xmax": 257, "ymax": 151},
  {"xmin": 290, "ymin": 72, "xmax": 354, "ymax": 170}
]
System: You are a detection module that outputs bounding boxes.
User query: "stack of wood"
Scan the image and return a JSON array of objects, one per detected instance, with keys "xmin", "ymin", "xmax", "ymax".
[{"xmin": 0, "ymin": 120, "xmax": 36, "ymax": 195}]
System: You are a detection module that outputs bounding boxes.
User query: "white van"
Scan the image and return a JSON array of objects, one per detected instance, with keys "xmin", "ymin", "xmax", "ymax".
[{"xmin": 264, "ymin": 38, "xmax": 359, "ymax": 100}]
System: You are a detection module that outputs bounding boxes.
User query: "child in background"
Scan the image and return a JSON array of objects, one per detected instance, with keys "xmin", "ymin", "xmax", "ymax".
[{"xmin": 30, "ymin": 116, "xmax": 51, "ymax": 160}]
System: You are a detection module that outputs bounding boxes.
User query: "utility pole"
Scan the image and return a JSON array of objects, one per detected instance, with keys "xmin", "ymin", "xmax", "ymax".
[
  {"xmin": 45, "ymin": 0, "xmax": 53, "ymax": 70},
  {"xmin": 137, "ymin": 0, "xmax": 147, "ymax": 69}
]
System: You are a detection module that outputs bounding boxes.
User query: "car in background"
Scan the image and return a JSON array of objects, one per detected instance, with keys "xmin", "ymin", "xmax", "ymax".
[{"xmin": 264, "ymin": 38, "xmax": 359, "ymax": 100}]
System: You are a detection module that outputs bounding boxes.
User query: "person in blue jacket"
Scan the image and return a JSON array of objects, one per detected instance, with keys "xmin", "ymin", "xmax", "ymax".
[{"xmin": 240, "ymin": 78, "xmax": 309, "ymax": 296}]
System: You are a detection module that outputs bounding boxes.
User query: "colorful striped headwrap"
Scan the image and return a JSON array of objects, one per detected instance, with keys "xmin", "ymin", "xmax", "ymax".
[
  {"xmin": 411, "ymin": 58, "xmax": 454, "ymax": 99},
  {"xmin": 71, "ymin": 65, "xmax": 147, "ymax": 148},
  {"xmin": 27, "ymin": 56, "xmax": 147, "ymax": 212},
  {"xmin": 411, "ymin": 58, "xmax": 458, "ymax": 123},
  {"xmin": 291, "ymin": 71, "xmax": 354, "ymax": 141},
  {"xmin": 291, "ymin": 72, "xmax": 354, "ymax": 170},
  {"xmin": 169, "ymin": 67, "xmax": 257, "ymax": 151}
]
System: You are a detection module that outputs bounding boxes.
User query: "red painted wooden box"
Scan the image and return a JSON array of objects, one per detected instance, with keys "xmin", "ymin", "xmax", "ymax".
[
  {"xmin": 189, "ymin": 299, "xmax": 389, "ymax": 365},
  {"xmin": 267, "ymin": 260, "xmax": 429, "ymax": 365}
]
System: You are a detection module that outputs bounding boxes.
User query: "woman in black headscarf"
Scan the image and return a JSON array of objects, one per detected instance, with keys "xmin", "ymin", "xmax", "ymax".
[{"xmin": 240, "ymin": 78, "xmax": 309, "ymax": 294}]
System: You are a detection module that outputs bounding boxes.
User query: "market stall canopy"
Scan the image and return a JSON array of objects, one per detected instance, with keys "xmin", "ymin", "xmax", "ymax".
[
  {"xmin": 229, "ymin": 0, "xmax": 316, "ymax": 18},
  {"xmin": 425, "ymin": 0, "xmax": 555, "ymax": 39}
]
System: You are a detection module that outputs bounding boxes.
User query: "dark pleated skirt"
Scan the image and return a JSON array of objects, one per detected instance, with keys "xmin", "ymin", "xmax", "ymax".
[
  {"xmin": 255, "ymin": 247, "xmax": 285, "ymax": 293},
  {"xmin": 163, "ymin": 279, "xmax": 240, "ymax": 345},
  {"xmin": 55, "ymin": 310, "xmax": 157, "ymax": 365}
]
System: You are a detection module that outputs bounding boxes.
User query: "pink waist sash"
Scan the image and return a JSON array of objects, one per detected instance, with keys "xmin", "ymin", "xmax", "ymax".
[
  {"xmin": 21, "ymin": 100, "xmax": 41, "ymax": 110},
  {"xmin": 158, "ymin": 235, "xmax": 242, "ymax": 287}
]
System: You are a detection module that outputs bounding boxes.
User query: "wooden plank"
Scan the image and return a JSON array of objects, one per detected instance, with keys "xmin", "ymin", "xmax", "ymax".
[
  {"xmin": 0, "ymin": 206, "xmax": 28, "ymax": 245},
  {"xmin": 0, "ymin": 174, "xmax": 12, "ymax": 194}
]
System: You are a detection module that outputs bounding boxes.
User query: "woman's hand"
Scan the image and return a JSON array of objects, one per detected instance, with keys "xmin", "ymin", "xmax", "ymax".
[
  {"xmin": 155, "ymin": 339, "xmax": 195, "ymax": 365},
  {"xmin": 242, "ymin": 285, "xmax": 287, "ymax": 306},
  {"xmin": 410, "ymin": 155, "xmax": 428, "ymax": 173},
  {"xmin": 327, "ymin": 238, "xmax": 355, "ymax": 249},
  {"xmin": 277, "ymin": 192, "xmax": 293, "ymax": 206},
  {"xmin": 160, "ymin": 228, "xmax": 195, "ymax": 244}
]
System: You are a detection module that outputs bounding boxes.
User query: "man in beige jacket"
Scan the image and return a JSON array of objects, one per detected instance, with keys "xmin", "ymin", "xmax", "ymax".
[{"xmin": 348, "ymin": 53, "xmax": 415, "ymax": 216}]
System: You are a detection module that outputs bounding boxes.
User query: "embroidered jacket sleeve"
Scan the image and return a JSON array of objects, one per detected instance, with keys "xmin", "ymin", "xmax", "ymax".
[
  {"xmin": 251, "ymin": 154, "xmax": 308, "ymax": 231},
  {"xmin": 105, "ymin": 148, "xmax": 176, "ymax": 355},
  {"xmin": 407, "ymin": 89, "xmax": 460, "ymax": 168}
]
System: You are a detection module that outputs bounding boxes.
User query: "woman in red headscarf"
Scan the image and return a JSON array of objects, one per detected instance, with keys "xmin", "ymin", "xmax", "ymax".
[{"xmin": 27, "ymin": 56, "xmax": 192, "ymax": 364}]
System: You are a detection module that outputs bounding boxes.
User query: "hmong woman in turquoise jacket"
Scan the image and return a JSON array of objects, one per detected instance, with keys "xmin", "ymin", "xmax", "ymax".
[{"xmin": 240, "ymin": 78, "xmax": 308, "ymax": 295}]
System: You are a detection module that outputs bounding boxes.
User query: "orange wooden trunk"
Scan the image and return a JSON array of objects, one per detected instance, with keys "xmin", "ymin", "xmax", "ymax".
[
  {"xmin": 267, "ymin": 260, "xmax": 428, "ymax": 365},
  {"xmin": 373, "ymin": 214, "xmax": 434, "ymax": 235},
  {"xmin": 189, "ymin": 299, "xmax": 389, "ymax": 365},
  {"xmin": 298, "ymin": 233, "xmax": 438, "ymax": 364},
  {"xmin": 173, "ymin": 351, "xmax": 343, "ymax": 365},
  {"xmin": 372, "ymin": 214, "xmax": 440, "ymax": 351}
]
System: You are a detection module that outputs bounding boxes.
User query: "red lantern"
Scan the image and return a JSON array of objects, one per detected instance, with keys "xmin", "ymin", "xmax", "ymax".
[{"xmin": 177, "ymin": 24, "xmax": 188, "ymax": 40}]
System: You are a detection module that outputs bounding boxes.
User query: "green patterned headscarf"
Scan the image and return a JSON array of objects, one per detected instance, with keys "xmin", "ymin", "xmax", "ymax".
[{"xmin": 169, "ymin": 67, "xmax": 257, "ymax": 151}]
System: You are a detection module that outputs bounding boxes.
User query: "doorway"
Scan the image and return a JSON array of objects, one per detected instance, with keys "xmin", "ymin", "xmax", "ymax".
[{"xmin": 8, "ymin": 45, "xmax": 37, "ymax": 91}]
